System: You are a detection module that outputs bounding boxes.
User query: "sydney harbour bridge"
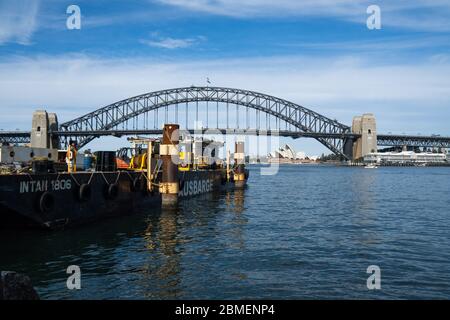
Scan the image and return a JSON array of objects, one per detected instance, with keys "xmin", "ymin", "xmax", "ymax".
[{"xmin": 1, "ymin": 86, "xmax": 450, "ymax": 160}]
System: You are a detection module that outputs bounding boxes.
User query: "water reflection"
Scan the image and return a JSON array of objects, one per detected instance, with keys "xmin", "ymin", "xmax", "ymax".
[
  {"xmin": 224, "ymin": 189, "xmax": 247, "ymax": 251},
  {"xmin": 347, "ymin": 169, "xmax": 381, "ymax": 247},
  {"xmin": 139, "ymin": 188, "xmax": 248, "ymax": 299},
  {"xmin": 230, "ymin": 188, "xmax": 245, "ymax": 214},
  {"xmin": 141, "ymin": 208, "xmax": 182, "ymax": 299}
]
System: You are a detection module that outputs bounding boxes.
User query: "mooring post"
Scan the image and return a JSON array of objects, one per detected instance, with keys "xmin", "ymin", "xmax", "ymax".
[
  {"xmin": 234, "ymin": 141, "xmax": 246, "ymax": 188},
  {"xmin": 160, "ymin": 124, "xmax": 180, "ymax": 206},
  {"xmin": 147, "ymin": 140, "xmax": 153, "ymax": 193},
  {"xmin": 226, "ymin": 149, "xmax": 231, "ymax": 182}
]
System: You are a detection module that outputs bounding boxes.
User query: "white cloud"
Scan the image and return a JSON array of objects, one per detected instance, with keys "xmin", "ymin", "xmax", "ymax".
[
  {"xmin": 155, "ymin": 0, "xmax": 366, "ymax": 18},
  {"xmin": 155, "ymin": 0, "xmax": 450, "ymax": 31},
  {"xmin": 281, "ymin": 35, "xmax": 450, "ymax": 52},
  {"xmin": 0, "ymin": 0, "xmax": 40, "ymax": 45},
  {"xmin": 140, "ymin": 35, "xmax": 205, "ymax": 49}
]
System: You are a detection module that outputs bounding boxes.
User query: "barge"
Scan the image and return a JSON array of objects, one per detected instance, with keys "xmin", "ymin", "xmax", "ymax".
[{"xmin": 0, "ymin": 120, "xmax": 248, "ymax": 230}]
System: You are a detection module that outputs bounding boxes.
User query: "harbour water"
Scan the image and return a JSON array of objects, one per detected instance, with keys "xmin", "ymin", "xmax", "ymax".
[{"xmin": 1, "ymin": 165, "xmax": 450, "ymax": 299}]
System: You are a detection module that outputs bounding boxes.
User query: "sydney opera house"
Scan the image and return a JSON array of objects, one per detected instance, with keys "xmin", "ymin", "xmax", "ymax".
[{"xmin": 268, "ymin": 144, "xmax": 317, "ymax": 163}]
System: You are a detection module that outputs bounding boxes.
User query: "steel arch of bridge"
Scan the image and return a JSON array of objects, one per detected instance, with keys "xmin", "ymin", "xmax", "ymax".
[{"xmin": 60, "ymin": 86, "xmax": 351, "ymax": 157}]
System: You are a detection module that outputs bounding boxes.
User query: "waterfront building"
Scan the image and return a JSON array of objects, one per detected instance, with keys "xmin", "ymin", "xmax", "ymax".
[{"xmin": 364, "ymin": 151, "xmax": 447, "ymax": 164}]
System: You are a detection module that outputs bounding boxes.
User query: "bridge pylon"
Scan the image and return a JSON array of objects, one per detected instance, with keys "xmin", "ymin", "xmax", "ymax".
[
  {"xmin": 30, "ymin": 110, "xmax": 60, "ymax": 149},
  {"xmin": 351, "ymin": 113, "xmax": 377, "ymax": 161}
]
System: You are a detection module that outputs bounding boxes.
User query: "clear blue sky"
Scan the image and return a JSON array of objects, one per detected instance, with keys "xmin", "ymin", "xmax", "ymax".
[{"xmin": 1, "ymin": 0, "xmax": 449, "ymax": 155}]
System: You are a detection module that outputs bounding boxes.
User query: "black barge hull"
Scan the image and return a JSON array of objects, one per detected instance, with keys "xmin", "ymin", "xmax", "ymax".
[{"xmin": 0, "ymin": 169, "xmax": 247, "ymax": 229}]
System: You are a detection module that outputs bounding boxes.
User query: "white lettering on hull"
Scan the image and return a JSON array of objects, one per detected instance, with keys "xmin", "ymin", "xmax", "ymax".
[
  {"xmin": 179, "ymin": 179, "xmax": 214, "ymax": 197},
  {"xmin": 19, "ymin": 179, "xmax": 72, "ymax": 193}
]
